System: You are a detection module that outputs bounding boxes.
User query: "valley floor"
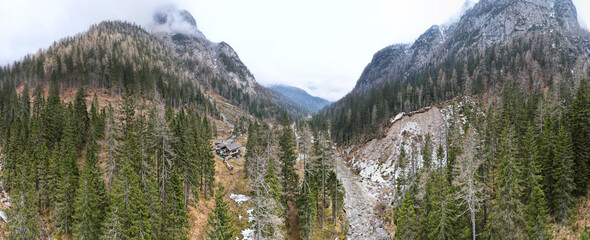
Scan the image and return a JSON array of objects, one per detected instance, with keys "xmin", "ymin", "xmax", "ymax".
[{"xmin": 335, "ymin": 152, "xmax": 389, "ymax": 239}]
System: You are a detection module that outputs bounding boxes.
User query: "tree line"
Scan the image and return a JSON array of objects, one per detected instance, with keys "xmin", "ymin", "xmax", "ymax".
[{"xmin": 392, "ymin": 79, "xmax": 590, "ymax": 239}]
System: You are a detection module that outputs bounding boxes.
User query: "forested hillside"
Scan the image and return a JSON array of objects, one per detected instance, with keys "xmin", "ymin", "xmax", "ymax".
[
  {"xmin": 0, "ymin": 12, "xmax": 346, "ymax": 239},
  {"xmin": 319, "ymin": 0, "xmax": 590, "ymax": 145},
  {"xmin": 380, "ymin": 80, "xmax": 590, "ymax": 239},
  {"xmin": 308, "ymin": 0, "xmax": 590, "ymax": 239}
]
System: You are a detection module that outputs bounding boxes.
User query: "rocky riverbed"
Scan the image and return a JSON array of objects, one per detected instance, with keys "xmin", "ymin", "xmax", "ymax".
[{"xmin": 335, "ymin": 155, "xmax": 389, "ymax": 239}]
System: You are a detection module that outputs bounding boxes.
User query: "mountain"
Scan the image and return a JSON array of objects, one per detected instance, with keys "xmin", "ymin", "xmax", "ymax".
[
  {"xmin": 149, "ymin": 6, "xmax": 286, "ymax": 119},
  {"xmin": 323, "ymin": 0, "xmax": 590, "ymax": 144},
  {"xmin": 0, "ymin": 7, "xmax": 330, "ymax": 240},
  {"xmin": 269, "ymin": 85, "xmax": 331, "ymax": 113},
  {"xmin": 322, "ymin": 1, "xmax": 590, "ymax": 238}
]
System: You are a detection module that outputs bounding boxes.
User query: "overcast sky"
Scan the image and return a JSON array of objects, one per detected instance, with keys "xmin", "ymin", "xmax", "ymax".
[{"xmin": 1, "ymin": 0, "xmax": 589, "ymax": 101}]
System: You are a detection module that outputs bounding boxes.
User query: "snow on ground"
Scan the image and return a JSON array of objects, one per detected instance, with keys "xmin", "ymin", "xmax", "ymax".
[
  {"xmin": 240, "ymin": 228, "xmax": 254, "ymax": 240},
  {"xmin": 390, "ymin": 112, "xmax": 405, "ymax": 124},
  {"xmin": 229, "ymin": 194, "xmax": 250, "ymax": 206},
  {"xmin": 296, "ymin": 153, "xmax": 306, "ymax": 162},
  {"xmin": 0, "ymin": 210, "xmax": 6, "ymax": 222},
  {"xmin": 238, "ymin": 208, "xmax": 255, "ymax": 240}
]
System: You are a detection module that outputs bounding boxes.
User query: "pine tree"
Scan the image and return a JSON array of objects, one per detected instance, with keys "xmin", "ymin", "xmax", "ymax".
[
  {"xmin": 522, "ymin": 123, "xmax": 552, "ymax": 239},
  {"xmin": 53, "ymin": 111, "xmax": 80, "ymax": 236},
  {"xmin": 73, "ymin": 86, "xmax": 89, "ymax": 152},
  {"xmin": 35, "ymin": 140, "xmax": 52, "ymax": 213},
  {"xmin": 163, "ymin": 172, "xmax": 189, "ymax": 239},
  {"xmin": 198, "ymin": 114, "xmax": 215, "ymax": 199},
  {"xmin": 538, "ymin": 113, "xmax": 556, "ymax": 211},
  {"xmin": 487, "ymin": 124, "xmax": 525, "ymax": 239},
  {"xmin": 396, "ymin": 189, "xmax": 418, "ymax": 239},
  {"xmin": 552, "ymin": 125, "xmax": 574, "ymax": 223},
  {"xmin": 279, "ymin": 112, "xmax": 298, "ymax": 211},
  {"xmin": 521, "ymin": 122, "xmax": 540, "ymax": 204},
  {"xmin": 526, "ymin": 185, "xmax": 552, "ymax": 239},
  {"xmin": 427, "ymin": 174, "xmax": 457, "ymax": 240},
  {"xmin": 207, "ymin": 184, "xmax": 234, "ymax": 240},
  {"xmin": 297, "ymin": 162, "xmax": 318, "ymax": 240},
  {"xmin": 6, "ymin": 153, "xmax": 40, "ymax": 240},
  {"xmin": 113, "ymin": 128, "xmax": 151, "ymax": 239},
  {"xmin": 41, "ymin": 79, "xmax": 63, "ymax": 150},
  {"xmin": 244, "ymin": 121, "xmax": 260, "ymax": 179},
  {"xmin": 569, "ymin": 79, "xmax": 590, "ymax": 194},
  {"xmin": 101, "ymin": 204, "xmax": 124, "ymax": 240},
  {"xmin": 74, "ymin": 140, "xmax": 108, "ymax": 239},
  {"xmin": 327, "ymin": 170, "xmax": 344, "ymax": 225}
]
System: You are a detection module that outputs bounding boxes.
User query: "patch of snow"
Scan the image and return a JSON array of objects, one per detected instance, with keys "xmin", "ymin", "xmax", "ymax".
[
  {"xmin": 229, "ymin": 194, "xmax": 250, "ymax": 205},
  {"xmin": 0, "ymin": 210, "xmax": 6, "ymax": 222},
  {"xmin": 247, "ymin": 208, "xmax": 254, "ymax": 222},
  {"xmin": 391, "ymin": 112, "xmax": 405, "ymax": 124},
  {"xmin": 296, "ymin": 153, "xmax": 306, "ymax": 162},
  {"xmin": 241, "ymin": 228, "xmax": 254, "ymax": 240}
]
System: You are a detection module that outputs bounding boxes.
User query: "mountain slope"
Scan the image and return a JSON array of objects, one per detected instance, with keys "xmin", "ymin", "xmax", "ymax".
[
  {"xmin": 322, "ymin": 0, "xmax": 590, "ymax": 144},
  {"xmin": 269, "ymin": 85, "xmax": 331, "ymax": 113},
  {"xmin": 149, "ymin": 7, "xmax": 287, "ymax": 119}
]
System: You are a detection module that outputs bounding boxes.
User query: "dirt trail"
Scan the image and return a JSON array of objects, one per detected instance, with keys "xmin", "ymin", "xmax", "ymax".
[{"xmin": 335, "ymin": 154, "xmax": 389, "ymax": 239}]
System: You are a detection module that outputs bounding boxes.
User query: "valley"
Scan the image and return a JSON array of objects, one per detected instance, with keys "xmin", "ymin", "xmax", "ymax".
[{"xmin": 1, "ymin": 0, "xmax": 590, "ymax": 239}]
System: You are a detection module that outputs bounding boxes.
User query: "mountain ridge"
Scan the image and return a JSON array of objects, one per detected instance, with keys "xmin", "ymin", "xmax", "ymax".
[
  {"xmin": 268, "ymin": 84, "xmax": 331, "ymax": 113},
  {"xmin": 322, "ymin": 0, "xmax": 590, "ymax": 144}
]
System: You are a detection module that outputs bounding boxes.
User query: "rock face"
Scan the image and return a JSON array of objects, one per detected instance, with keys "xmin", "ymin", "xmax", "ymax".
[
  {"xmin": 353, "ymin": 0, "xmax": 583, "ymax": 91},
  {"xmin": 151, "ymin": 6, "xmax": 260, "ymax": 95},
  {"xmin": 337, "ymin": 98, "xmax": 477, "ymax": 238},
  {"xmin": 343, "ymin": 105, "xmax": 449, "ymax": 206},
  {"xmin": 452, "ymin": 0, "xmax": 578, "ymax": 47}
]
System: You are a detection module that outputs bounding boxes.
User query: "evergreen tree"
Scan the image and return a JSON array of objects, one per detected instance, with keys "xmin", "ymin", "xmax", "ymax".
[
  {"xmin": 569, "ymin": 79, "xmax": 590, "ymax": 194},
  {"xmin": 526, "ymin": 185, "xmax": 552, "ymax": 240},
  {"xmin": 207, "ymin": 184, "xmax": 234, "ymax": 240},
  {"xmin": 6, "ymin": 153, "xmax": 40, "ymax": 240},
  {"xmin": 538, "ymin": 113, "xmax": 556, "ymax": 211},
  {"xmin": 53, "ymin": 111, "xmax": 80, "ymax": 236},
  {"xmin": 74, "ymin": 140, "xmax": 108, "ymax": 240},
  {"xmin": 163, "ymin": 172, "xmax": 189, "ymax": 239},
  {"xmin": 396, "ymin": 189, "xmax": 418, "ymax": 239},
  {"xmin": 199, "ymin": 114, "xmax": 216, "ymax": 199},
  {"xmin": 552, "ymin": 125, "xmax": 574, "ymax": 223},
  {"xmin": 487, "ymin": 124, "xmax": 525, "ymax": 239},
  {"xmin": 41, "ymin": 79, "xmax": 63, "ymax": 150},
  {"xmin": 426, "ymin": 170, "xmax": 457, "ymax": 240},
  {"xmin": 327, "ymin": 170, "xmax": 344, "ymax": 225},
  {"xmin": 101, "ymin": 204, "xmax": 124, "ymax": 240},
  {"xmin": 73, "ymin": 86, "xmax": 89, "ymax": 152},
  {"xmin": 279, "ymin": 112, "xmax": 298, "ymax": 211},
  {"xmin": 266, "ymin": 156, "xmax": 281, "ymax": 207},
  {"xmin": 297, "ymin": 162, "xmax": 318, "ymax": 240},
  {"xmin": 244, "ymin": 121, "xmax": 260, "ymax": 179}
]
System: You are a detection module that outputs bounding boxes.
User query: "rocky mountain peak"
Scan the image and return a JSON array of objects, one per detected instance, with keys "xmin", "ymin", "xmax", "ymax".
[
  {"xmin": 151, "ymin": 6, "xmax": 206, "ymax": 39},
  {"xmin": 456, "ymin": 0, "xmax": 579, "ymax": 45}
]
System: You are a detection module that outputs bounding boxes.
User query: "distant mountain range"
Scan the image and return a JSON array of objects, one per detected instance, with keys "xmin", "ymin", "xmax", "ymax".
[{"xmin": 268, "ymin": 85, "xmax": 332, "ymax": 113}]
